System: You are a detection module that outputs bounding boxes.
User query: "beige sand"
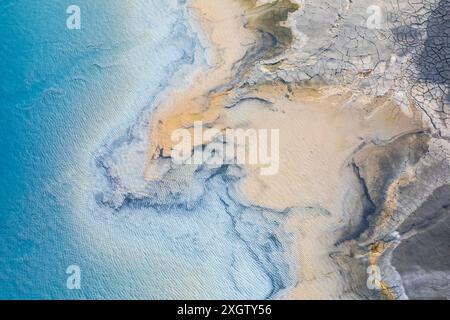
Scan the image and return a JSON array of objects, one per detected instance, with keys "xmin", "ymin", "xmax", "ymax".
[
  {"xmin": 143, "ymin": 0, "xmax": 425, "ymax": 298},
  {"xmin": 226, "ymin": 84, "xmax": 423, "ymax": 298},
  {"xmin": 144, "ymin": 0, "xmax": 256, "ymax": 180}
]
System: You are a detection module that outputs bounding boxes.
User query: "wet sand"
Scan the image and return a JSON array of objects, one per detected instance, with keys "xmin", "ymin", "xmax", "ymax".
[{"xmin": 144, "ymin": 0, "xmax": 256, "ymax": 180}]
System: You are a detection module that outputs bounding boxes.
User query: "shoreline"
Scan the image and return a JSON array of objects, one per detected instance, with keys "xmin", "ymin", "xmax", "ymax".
[
  {"xmin": 140, "ymin": 0, "xmax": 427, "ymax": 299},
  {"xmin": 94, "ymin": 0, "xmax": 446, "ymax": 299},
  {"xmin": 144, "ymin": 0, "xmax": 258, "ymax": 179}
]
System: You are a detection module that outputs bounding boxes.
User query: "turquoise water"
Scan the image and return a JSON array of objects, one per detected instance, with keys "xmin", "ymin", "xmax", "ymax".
[
  {"xmin": 0, "ymin": 0, "xmax": 202, "ymax": 299},
  {"xmin": 0, "ymin": 0, "xmax": 289, "ymax": 299}
]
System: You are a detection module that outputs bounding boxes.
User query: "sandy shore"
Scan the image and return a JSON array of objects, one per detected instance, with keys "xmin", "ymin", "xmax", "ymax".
[
  {"xmin": 144, "ymin": 0, "xmax": 256, "ymax": 179},
  {"xmin": 143, "ymin": 0, "xmax": 426, "ymax": 299},
  {"xmin": 226, "ymin": 84, "xmax": 423, "ymax": 298}
]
